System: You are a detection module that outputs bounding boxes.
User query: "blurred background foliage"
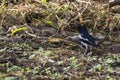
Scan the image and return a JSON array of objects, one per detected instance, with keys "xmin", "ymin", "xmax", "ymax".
[{"xmin": 0, "ymin": 0, "xmax": 120, "ymax": 80}]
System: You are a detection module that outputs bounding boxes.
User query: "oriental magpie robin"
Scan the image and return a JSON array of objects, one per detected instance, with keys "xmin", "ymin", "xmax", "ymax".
[{"xmin": 78, "ymin": 25, "xmax": 97, "ymax": 53}]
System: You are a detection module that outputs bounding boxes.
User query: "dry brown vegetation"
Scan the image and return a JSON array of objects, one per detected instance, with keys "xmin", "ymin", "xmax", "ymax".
[{"xmin": 0, "ymin": 0, "xmax": 120, "ymax": 80}]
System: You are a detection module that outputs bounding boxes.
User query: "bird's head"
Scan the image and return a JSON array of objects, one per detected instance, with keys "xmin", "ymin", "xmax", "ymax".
[{"xmin": 77, "ymin": 25, "xmax": 89, "ymax": 35}]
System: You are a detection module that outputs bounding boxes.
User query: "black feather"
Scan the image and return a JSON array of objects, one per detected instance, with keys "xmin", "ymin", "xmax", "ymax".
[{"xmin": 78, "ymin": 25, "xmax": 97, "ymax": 47}]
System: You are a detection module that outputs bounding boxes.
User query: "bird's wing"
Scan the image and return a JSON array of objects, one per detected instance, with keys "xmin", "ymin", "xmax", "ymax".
[
  {"xmin": 87, "ymin": 35, "xmax": 96, "ymax": 46},
  {"xmin": 80, "ymin": 34, "xmax": 96, "ymax": 46}
]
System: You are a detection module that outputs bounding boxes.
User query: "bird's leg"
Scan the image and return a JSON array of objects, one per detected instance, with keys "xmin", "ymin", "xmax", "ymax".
[
  {"xmin": 84, "ymin": 44, "xmax": 88, "ymax": 55},
  {"xmin": 87, "ymin": 45, "xmax": 93, "ymax": 56},
  {"xmin": 87, "ymin": 52, "xmax": 93, "ymax": 56},
  {"xmin": 89, "ymin": 45, "xmax": 93, "ymax": 51}
]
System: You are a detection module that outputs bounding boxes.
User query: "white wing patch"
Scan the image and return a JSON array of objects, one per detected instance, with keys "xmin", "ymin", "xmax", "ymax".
[
  {"xmin": 79, "ymin": 35, "xmax": 88, "ymax": 41},
  {"xmin": 79, "ymin": 35, "xmax": 95, "ymax": 45}
]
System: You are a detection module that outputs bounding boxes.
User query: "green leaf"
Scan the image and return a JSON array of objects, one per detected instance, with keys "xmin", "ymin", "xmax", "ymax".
[
  {"xmin": 4, "ymin": 77, "xmax": 17, "ymax": 80},
  {"xmin": 0, "ymin": 64, "xmax": 4, "ymax": 67},
  {"xmin": 0, "ymin": 73, "xmax": 3, "ymax": 80},
  {"xmin": 42, "ymin": 0, "xmax": 46, "ymax": 4},
  {"xmin": 97, "ymin": 64, "xmax": 102, "ymax": 71},
  {"xmin": 11, "ymin": 27, "xmax": 28, "ymax": 36},
  {"xmin": 44, "ymin": 21, "xmax": 59, "ymax": 29},
  {"xmin": 29, "ymin": 54, "xmax": 36, "ymax": 59}
]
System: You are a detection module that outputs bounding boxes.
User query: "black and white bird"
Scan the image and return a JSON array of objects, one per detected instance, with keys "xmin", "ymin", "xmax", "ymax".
[
  {"xmin": 70, "ymin": 25, "xmax": 105, "ymax": 54},
  {"xmin": 77, "ymin": 25, "xmax": 97, "ymax": 53}
]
